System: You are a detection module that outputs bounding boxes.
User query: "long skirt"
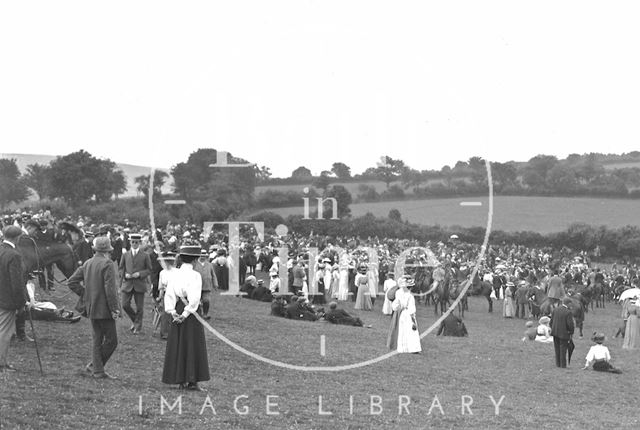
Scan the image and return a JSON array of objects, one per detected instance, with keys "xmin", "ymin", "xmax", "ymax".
[
  {"xmin": 396, "ymin": 310, "xmax": 421, "ymax": 353},
  {"xmin": 386, "ymin": 310, "xmax": 400, "ymax": 350},
  {"xmin": 623, "ymin": 314, "xmax": 640, "ymax": 349},
  {"xmin": 354, "ymin": 285, "xmax": 372, "ymax": 310},
  {"xmin": 162, "ymin": 301, "xmax": 210, "ymax": 385},
  {"xmin": 214, "ymin": 265, "xmax": 229, "ymax": 290},
  {"xmin": 503, "ymin": 296, "xmax": 515, "ymax": 318}
]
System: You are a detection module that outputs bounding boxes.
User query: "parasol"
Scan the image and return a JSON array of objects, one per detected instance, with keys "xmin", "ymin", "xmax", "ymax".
[{"xmin": 618, "ymin": 287, "xmax": 640, "ymax": 302}]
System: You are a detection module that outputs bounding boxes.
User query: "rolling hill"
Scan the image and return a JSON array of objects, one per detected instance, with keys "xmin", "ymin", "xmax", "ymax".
[{"xmin": 0, "ymin": 152, "xmax": 172, "ymax": 197}]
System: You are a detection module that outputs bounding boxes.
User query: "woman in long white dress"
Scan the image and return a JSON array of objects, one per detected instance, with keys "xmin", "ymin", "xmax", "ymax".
[
  {"xmin": 337, "ymin": 253, "xmax": 350, "ymax": 301},
  {"xmin": 392, "ymin": 278, "xmax": 422, "ymax": 353},
  {"xmin": 382, "ymin": 272, "xmax": 396, "ymax": 315}
]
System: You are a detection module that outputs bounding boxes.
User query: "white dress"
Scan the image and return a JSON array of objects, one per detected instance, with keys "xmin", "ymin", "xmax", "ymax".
[
  {"xmin": 392, "ymin": 288, "xmax": 422, "ymax": 353},
  {"xmin": 337, "ymin": 254, "xmax": 350, "ymax": 301},
  {"xmin": 382, "ymin": 279, "xmax": 396, "ymax": 315}
]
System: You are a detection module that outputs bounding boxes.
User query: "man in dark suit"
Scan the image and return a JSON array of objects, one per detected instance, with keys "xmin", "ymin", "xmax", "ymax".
[
  {"xmin": 74, "ymin": 231, "xmax": 95, "ymax": 265},
  {"xmin": 323, "ymin": 302, "xmax": 363, "ymax": 326},
  {"xmin": 551, "ymin": 297, "xmax": 575, "ymax": 368},
  {"xmin": 67, "ymin": 237, "xmax": 120, "ymax": 379},
  {"xmin": 0, "ymin": 226, "xmax": 27, "ymax": 372},
  {"xmin": 119, "ymin": 234, "xmax": 152, "ymax": 334},
  {"xmin": 436, "ymin": 312, "xmax": 468, "ymax": 337},
  {"xmin": 111, "ymin": 231, "xmax": 123, "ymax": 263}
]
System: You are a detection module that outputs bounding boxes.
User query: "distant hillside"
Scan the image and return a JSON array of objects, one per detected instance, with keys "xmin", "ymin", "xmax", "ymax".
[{"xmin": 0, "ymin": 152, "xmax": 172, "ymax": 197}]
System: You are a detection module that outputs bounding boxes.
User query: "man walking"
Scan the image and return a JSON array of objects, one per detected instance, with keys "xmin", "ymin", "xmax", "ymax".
[
  {"xmin": 68, "ymin": 236, "xmax": 120, "ymax": 379},
  {"xmin": 551, "ymin": 297, "xmax": 575, "ymax": 368},
  {"xmin": 119, "ymin": 233, "xmax": 151, "ymax": 334},
  {"xmin": 0, "ymin": 226, "xmax": 27, "ymax": 372}
]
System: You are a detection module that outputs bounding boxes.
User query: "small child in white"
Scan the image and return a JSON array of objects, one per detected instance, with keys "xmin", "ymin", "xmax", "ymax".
[{"xmin": 582, "ymin": 332, "xmax": 622, "ymax": 374}]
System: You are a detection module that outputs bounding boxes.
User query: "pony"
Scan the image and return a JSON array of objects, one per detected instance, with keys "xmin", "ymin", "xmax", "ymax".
[
  {"xmin": 470, "ymin": 280, "xmax": 494, "ymax": 313},
  {"xmin": 535, "ymin": 296, "xmax": 585, "ymax": 338},
  {"xmin": 448, "ymin": 279, "xmax": 468, "ymax": 318},
  {"xmin": 17, "ymin": 235, "xmax": 78, "ymax": 282}
]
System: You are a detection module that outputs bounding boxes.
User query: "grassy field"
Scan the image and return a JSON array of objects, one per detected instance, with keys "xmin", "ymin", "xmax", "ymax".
[
  {"xmin": 1, "ymin": 274, "xmax": 638, "ymax": 429},
  {"xmin": 256, "ymin": 180, "xmax": 407, "ymax": 196},
  {"xmin": 265, "ymin": 195, "xmax": 640, "ymax": 233}
]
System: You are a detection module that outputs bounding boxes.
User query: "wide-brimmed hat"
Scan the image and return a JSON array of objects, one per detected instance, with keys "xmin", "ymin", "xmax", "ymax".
[
  {"xmin": 538, "ymin": 316, "xmax": 550, "ymax": 325},
  {"xmin": 158, "ymin": 251, "xmax": 176, "ymax": 261},
  {"xmin": 179, "ymin": 245, "xmax": 202, "ymax": 257},
  {"xmin": 24, "ymin": 219, "xmax": 41, "ymax": 229},
  {"xmin": 93, "ymin": 237, "xmax": 113, "ymax": 252},
  {"xmin": 200, "ymin": 249, "xmax": 209, "ymax": 257}
]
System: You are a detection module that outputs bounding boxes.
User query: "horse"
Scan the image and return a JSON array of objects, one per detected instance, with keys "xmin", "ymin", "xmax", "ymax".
[
  {"xmin": 17, "ymin": 236, "xmax": 78, "ymax": 282},
  {"xmin": 448, "ymin": 279, "xmax": 468, "ymax": 318},
  {"xmin": 470, "ymin": 280, "xmax": 493, "ymax": 313},
  {"xmin": 536, "ymin": 296, "xmax": 585, "ymax": 338}
]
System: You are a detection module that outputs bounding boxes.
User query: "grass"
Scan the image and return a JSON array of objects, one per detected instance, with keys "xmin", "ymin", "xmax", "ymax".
[
  {"xmin": 1, "ymin": 271, "xmax": 639, "ymax": 430},
  {"xmin": 265, "ymin": 195, "xmax": 640, "ymax": 233}
]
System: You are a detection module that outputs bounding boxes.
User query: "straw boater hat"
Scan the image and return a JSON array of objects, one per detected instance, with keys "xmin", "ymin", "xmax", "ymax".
[
  {"xmin": 179, "ymin": 245, "xmax": 202, "ymax": 257},
  {"xmin": 129, "ymin": 233, "xmax": 142, "ymax": 241}
]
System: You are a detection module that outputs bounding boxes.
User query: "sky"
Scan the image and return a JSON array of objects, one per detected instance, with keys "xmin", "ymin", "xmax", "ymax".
[{"xmin": 1, "ymin": 1, "xmax": 639, "ymax": 178}]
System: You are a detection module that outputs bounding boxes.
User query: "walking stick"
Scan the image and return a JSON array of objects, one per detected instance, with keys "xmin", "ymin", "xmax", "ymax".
[{"xmin": 26, "ymin": 307, "xmax": 44, "ymax": 375}]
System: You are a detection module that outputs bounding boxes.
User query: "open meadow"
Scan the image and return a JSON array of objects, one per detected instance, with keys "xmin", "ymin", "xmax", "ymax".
[
  {"xmin": 266, "ymin": 195, "xmax": 640, "ymax": 233},
  {"xmin": 1, "ymin": 277, "xmax": 638, "ymax": 430}
]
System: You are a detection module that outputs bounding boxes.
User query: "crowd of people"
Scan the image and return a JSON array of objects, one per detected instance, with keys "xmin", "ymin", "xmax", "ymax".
[{"xmin": 1, "ymin": 207, "xmax": 639, "ymax": 381}]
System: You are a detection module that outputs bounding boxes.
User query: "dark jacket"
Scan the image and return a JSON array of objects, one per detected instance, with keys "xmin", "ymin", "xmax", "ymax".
[
  {"xmin": 73, "ymin": 239, "xmax": 94, "ymax": 265},
  {"xmin": 67, "ymin": 253, "xmax": 120, "ymax": 319},
  {"xmin": 0, "ymin": 242, "xmax": 27, "ymax": 311},
  {"xmin": 119, "ymin": 249, "xmax": 152, "ymax": 293},
  {"xmin": 550, "ymin": 305, "xmax": 574, "ymax": 340},
  {"xmin": 324, "ymin": 308, "xmax": 362, "ymax": 326},
  {"xmin": 436, "ymin": 312, "xmax": 468, "ymax": 337}
]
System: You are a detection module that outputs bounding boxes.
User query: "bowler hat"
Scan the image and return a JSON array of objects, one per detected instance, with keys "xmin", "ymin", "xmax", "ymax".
[
  {"xmin": 93, "ymin": 237, "xmax": 114, "ymax": 252},
  {"xmin": 2, "ymin": 225, "xmax": 23, "ymax": 240},
  {"xmin": 179, "ymin": 245, "xmax": 202, "ymax": 257}
]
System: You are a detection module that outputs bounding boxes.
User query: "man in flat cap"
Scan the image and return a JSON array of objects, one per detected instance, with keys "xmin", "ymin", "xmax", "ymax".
[
  {"xmin": 119, "ymin": 233, "xmax": 152, "ymax": 334},
  {"xmin": 0, "ymin": 226, "xmax": 27, "ymax": 372},
  {"xmin": 67, "ymin": 236, "xmax": 120, "ymax": 379}
]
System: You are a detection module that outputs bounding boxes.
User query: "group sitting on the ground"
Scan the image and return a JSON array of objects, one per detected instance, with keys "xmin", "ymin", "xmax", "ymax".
[
  {"xmin": 270, "ymin": 295, "xmax": 366, "ymax": 326},
  {"xmin": 240, "ymin": 276, "xmax": 273, "ymax": 302}
]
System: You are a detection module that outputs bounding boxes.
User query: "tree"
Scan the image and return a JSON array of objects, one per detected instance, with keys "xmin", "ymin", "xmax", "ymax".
[
  {"xmin": 388, "ymin": 208, "xmax": 402, "ymax": 222},
  {"xmin": 491, "ymin": 162, "xmax": 517, "ymax": 191},
  {"xmin": 291, "ymin": 166, "xmax": 312, "ymax": 179},
  {"xmin": 331, "ymin": 162, "xmax": 351, "ymax": 179},
  {"xmin": 375, "ymin": 156, "xmax": 405, "ymax": 189},
  {"xmin": 171, "ymin": 148, "xmax": 256, "ymax": 219},
  {"xmin": 254, "ymin": 165, "xmax": 272, "ymax": 182},
  {"xmin": 313, "ymin": 172, "xmax": 331, "ymax": 194},
  {"xmin": 48, "ymin": 150, "xmax": 127, "ymax": 205},
  {"xmin": 0, "ymin": 158, "xmax": 30, "ymax": 209},
  {"xmin": 23, "ymin": 163, "xmax": 52, "ymax": 200},
  {"xmin": 135, "ymin": 170, "xmax": 169, "ymax": 199},
  {"xmin": 324, "ymin": 185, "xmax": 352, "ymax": 219}
]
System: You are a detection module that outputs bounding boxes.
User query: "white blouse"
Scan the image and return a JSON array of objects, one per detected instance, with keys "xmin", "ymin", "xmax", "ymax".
[{"xmin": 164, "ymin": 263, "xmax": 202, "ymax": 318}]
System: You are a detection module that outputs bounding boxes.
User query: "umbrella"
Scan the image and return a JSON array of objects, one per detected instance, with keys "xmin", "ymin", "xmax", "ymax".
[
  {"xmin": 449, "ymin": 234, "xmax": 459, "ymax": 240},
  {"xmin": 618, "ymin": 287, "xmax": 640, "ymax": 302},
  {"xmin": 568, "ymin": 339, "xmax": 575, "ymax": 365}
]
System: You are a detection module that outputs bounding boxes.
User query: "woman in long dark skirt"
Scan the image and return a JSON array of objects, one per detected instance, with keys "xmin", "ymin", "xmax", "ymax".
[{"xmin": 162, "ymin": 245, "xmax": 210, "ymax": 391}]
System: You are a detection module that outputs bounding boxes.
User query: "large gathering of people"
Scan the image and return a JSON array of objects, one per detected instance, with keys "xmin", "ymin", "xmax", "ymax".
[{"xmin": 1, "ymin": 206, "xmax": 639, "ymax": 381}]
